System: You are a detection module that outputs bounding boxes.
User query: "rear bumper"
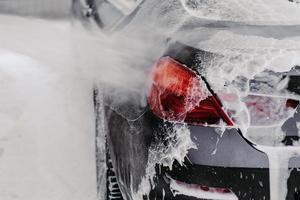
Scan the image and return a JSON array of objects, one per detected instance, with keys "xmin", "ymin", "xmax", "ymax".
[
  {"xmin": 149, "ymin": 122, "xmax": 300, "ymax": 200},
  {"xmin": 186, "ymin": 126, "xmax": 270, "ymax": 168},
  {"xmin": 105, "ymin": 101, "xmax": 300, "ymax": 199},
  {"xmin": 153, "ymin": 162, "xmax": 300, "ymax": 200},
  {"xmin": 186, "ymin": 125, "xmax": 300, "ymax": 169},
  {"xmin": 165, "ymin": 162, "xmax": 269, "ymax": 200}
]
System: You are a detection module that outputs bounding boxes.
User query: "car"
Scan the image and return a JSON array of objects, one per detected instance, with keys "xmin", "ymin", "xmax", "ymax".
[
  {"xmin": 72, "ymin": 0, "xmax": 144, "ymax": 31},
  {"xmin": 73, "ymin": 0, "xmax": 300, "ymax": 199},
  {"xmin": 99, "ymin": 42, "xmax": 300, "ymax": 200}
]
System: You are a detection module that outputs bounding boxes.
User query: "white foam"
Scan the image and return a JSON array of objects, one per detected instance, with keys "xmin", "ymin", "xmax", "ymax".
[
  {"xmin": 134, "ymin": 124, "xmax": 197, "ymax": 198},
  {"xmin": 180, "ymin": 0, "xmax": 300, "ymax": 25}
]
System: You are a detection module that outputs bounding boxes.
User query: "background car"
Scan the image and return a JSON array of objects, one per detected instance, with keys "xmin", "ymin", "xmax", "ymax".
[{"xmin": 72, "ymin": 0, "xmax": 144, "ymax": 31}]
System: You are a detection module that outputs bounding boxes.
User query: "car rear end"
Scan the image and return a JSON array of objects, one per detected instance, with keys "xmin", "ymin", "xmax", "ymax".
[
  {"xmin": 146, "ymin": 42, "xmax": 300, "ymax": 200},
  {"xmin": 77, "ymin": 1, "xmax": 300, "ymax": 199}
]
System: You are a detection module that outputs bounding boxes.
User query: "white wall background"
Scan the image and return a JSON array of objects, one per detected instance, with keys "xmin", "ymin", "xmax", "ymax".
[{"xmin": 0, "ymin": 0, "xmax": 72, "ymax": 18}]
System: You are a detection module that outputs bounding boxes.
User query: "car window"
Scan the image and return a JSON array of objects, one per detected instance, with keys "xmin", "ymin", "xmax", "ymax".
[{"xmin": 90, "ymin": 0, "xmax": 143, "ymax": 31}]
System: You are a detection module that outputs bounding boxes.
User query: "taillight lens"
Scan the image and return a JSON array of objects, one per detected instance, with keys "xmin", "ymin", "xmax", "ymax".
[
  {"xmin": 147, "ymin": 57, "xmax": 233, "ymax": 126},
  {"xmin": 243, "ymin": 95, "xmax": 299, "ymax": 126}
]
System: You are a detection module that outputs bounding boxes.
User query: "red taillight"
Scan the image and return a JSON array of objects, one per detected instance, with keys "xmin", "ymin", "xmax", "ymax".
[
  {"xmin": 147, "ymin": 57, "xmax": 233, "ymax": 126},
  {"xmin": 243, "ymin": 95, "xmax": 299, "ymax": 126},
  {"xmin": 286, "ymin": 99, "xmax": 299, "ymax": 108}
]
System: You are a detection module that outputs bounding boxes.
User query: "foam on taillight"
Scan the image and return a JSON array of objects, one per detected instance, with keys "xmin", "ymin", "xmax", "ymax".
[
  {"xmin": 147, "ymin": 56, "xmax": 233, "ymax": 126},
  {"xmin": 243, "ymin": 95, "xmax": 299, "ymax": 126}
]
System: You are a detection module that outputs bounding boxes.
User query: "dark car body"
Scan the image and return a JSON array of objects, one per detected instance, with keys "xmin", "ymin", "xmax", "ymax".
[
  {"xmin": 100, "ymin": 42, "xmax": 300, "ymax": 200},
  {"xmin": 72, "ymin": 0, "xmax": 300, "ymax": 199}
]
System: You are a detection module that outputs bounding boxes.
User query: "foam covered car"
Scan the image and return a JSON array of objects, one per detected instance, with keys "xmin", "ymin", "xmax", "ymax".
[
  {"xmin": 99, "ymin": 42, "xmax": 300, "ymax": 200},
  {"xmin": 72, "ymin": 0, "xmax": 300, "ymax": 199}
]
